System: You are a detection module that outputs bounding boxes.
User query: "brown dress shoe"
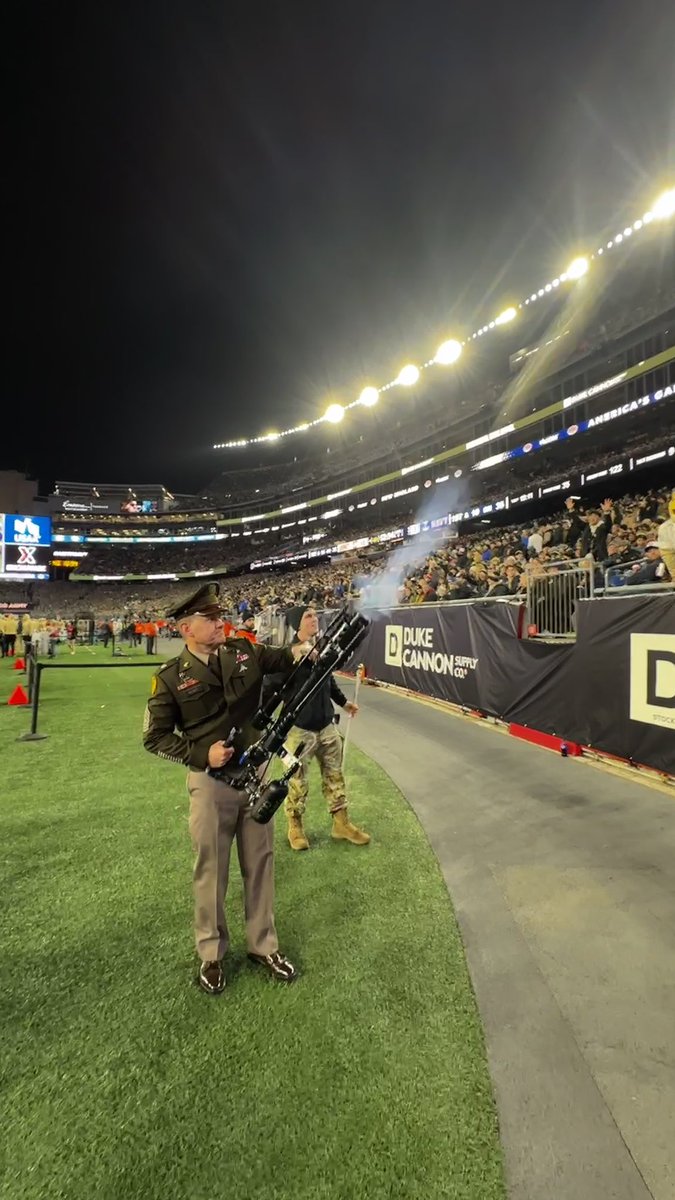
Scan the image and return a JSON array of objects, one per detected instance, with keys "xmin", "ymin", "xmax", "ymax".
[
  {"xmin": 198, "ymin": 960, "xmax": 226, "ymax": 994},
  {"xmin": 248, "ymin": 951, "xmax": 297, "ymax": 982}
]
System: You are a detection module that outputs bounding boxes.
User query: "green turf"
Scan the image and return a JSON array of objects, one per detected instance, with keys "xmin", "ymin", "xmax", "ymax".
[{"xmin": 0, "ymin": 647, "xmax": 505, "ymax": 1200}]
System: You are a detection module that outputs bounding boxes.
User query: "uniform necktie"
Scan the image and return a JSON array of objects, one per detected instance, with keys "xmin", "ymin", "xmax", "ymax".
[{"xmin": 208, "ymin": 653, "xmax": 222, "ymax": 682}]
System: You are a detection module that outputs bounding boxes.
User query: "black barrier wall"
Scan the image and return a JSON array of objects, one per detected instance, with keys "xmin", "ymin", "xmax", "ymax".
[{"xmin": 358, "ymin": 597, "xmax": 674, "ymax": 776}]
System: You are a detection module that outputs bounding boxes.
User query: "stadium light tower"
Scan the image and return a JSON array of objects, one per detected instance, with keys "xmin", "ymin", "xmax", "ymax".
[
  {"xmin": 566, "ymin": 256, "xmax": 589, "ymax": 280},
  {"xmin": 397, "ymin": 364, "xmax": 420, "ymax": 386},
  {"xmin": 359, "ymin": 386, "xmax": 379, "ymax": 407},
  {"xmin": 434, "ymin": 339, "xmax": 462, "ymax": 365},
  {"xmin": 324, "ymin": 402, "xmax": 345, "ymax": 423},
  {"xmin": 651, "ymin": 187, "xmax": 675, "ymax": 220}
]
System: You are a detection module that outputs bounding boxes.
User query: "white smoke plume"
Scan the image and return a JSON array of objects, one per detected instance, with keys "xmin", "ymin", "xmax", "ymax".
[{"xmin": 356, "ymin": 478, "xmax": 471, "ymax": 612}]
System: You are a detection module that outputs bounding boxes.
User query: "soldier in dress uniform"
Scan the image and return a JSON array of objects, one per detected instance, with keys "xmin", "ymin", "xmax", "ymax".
[{"xmin": 143, "ymin": 582, "xmax": 308, "ymax": 995}]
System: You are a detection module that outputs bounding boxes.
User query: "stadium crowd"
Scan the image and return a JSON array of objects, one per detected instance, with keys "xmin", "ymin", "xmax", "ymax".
[
  {"xmin": 2, "ymin": 485, "xmax": 672, "ymax": 650},
  {"xmin": 51, "ymin": 414, "xmax": 671, "ymax": 586}
]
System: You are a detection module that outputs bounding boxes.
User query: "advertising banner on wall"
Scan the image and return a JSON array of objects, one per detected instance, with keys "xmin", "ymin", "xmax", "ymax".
[
  {"xmin": 359, "ymin": 602, "xmax": 525, "ymax": 712},
  {"xmin": 1, "ymin": 514, "xmax": 52, "ymax": 581},
  {"xmin": 569, "ymin": 596, "xmax": 674, "ymax": 774},
  {"xmin": 357, "ymin": 596, "xmax": 674, "ymax": 776}
]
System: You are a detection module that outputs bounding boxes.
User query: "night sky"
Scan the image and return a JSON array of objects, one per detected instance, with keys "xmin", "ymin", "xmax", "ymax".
[{"xmin": 6, "ymin": 0, "xmax": 675, "ymax": 495}]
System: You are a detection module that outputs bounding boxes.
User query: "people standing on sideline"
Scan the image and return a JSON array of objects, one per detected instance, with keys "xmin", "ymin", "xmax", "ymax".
[
  {"xmin": 236, "ymin": 610, "xmax": 257, "ymax": 643},
  {"xmin": 145, "ymin": 619, "xmax": 158, "ymax": 654},
  {"xmin": 281, "ymin": 605, "xmax": 370, "ymax": 851},
  {"xmin": 1, "ymin": 612, "xmax": 18, "ymax": 657}
]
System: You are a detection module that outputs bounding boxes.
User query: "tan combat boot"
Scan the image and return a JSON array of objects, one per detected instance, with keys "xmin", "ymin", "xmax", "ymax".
[
  {"xmin": 331, "ymin": 808, "xmax": 371, "ymax": 845},
  {"xmin": 287, "ymin": 814, "xmax": 309, "ymax": 851}
]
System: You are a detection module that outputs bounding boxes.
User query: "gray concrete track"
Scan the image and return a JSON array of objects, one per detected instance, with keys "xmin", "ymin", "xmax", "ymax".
[{"xmin": 343, "ymin": 680, "xmax": 675, "ymax": 1200}]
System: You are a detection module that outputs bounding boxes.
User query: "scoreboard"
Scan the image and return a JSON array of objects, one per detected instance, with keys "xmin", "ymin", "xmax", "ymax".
[{"xmin": 0, "ymin": 514, "xmax": 52, "ymax": 581}]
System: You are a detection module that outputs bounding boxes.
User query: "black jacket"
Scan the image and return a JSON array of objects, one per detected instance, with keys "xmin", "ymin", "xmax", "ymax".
[
  {"xmin": 282, "ymin": 639, "xmax": 348, "ymax": 732},
  {"xmin": 565, "ymin": 507, "xmax": 586, "ymax": 547},
  {"xmin": 581, "ymin": 514, "xmax": 612, "ymax": 561}
]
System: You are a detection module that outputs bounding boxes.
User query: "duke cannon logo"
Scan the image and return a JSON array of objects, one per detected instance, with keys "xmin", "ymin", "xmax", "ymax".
[
  {"xmin": 630, "ymin": 634, "xmax": 675, "ymax": 729},
  {"xmin": 384, "ymin": 624, "xmax": 478, "ymax": 679}
]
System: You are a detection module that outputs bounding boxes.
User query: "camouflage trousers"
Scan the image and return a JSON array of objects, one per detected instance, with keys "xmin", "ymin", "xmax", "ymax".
[{"xmin": 283, "ymin": 723, "xmax": 346, "ymax": 818}]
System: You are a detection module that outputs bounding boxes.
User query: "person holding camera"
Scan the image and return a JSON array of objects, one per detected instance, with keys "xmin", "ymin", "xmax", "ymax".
[
  {"xmin": 143, "ymin": 582, "xmax": 309, "ymax": 995},
  {"xmin": 281, "ymin": 605, "xmax": 370, "ymax": 852}
]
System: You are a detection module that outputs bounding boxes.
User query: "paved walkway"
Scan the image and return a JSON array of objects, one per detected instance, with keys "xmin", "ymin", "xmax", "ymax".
[{"xmin": 345, "ymin": 682, "xmax": 675, "ymax": 1200}]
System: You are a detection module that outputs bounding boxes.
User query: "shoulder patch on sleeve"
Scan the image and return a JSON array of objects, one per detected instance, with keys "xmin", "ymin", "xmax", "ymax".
[{"xmin": 150, "ymin": 674, "xmax": 158, "ymax": 696}]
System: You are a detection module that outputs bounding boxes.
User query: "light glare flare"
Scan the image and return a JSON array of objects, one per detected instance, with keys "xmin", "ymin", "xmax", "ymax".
[
  {"xmin": 566, "ymin": 256, "xmax": 589, "ymax": 280},
  {"xmin": 435, "ymin": 339, "xmax": 462, "ymax": 364},
  {"xmin": 651, "ymin": 188, "xmax": 675, "ymax": 219},
  {"xmin": 397, "ymin": 364, "xmax": 420, "ymax": 387},
  {"xmin": 359, "ymin": 386, "xmax": 379, "ymax": 406},
  {"xmin": 324, "ymin": 403, "xmax": 345, "ymax": 424}
]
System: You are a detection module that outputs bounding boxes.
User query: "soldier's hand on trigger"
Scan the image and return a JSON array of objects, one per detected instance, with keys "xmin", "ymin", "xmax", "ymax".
[{"xmin": 207, "ymin": 741, "xmax": 236, "ymax": 769}]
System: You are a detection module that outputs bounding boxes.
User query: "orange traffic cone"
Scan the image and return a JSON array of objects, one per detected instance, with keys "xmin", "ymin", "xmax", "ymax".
[
  {"xmin": 14, "ymin": 658, "xmax": 25, "ymax": 670},
  {"xmin": 8, "ymin": 685, "xmax": 29, "ymax": 705}
]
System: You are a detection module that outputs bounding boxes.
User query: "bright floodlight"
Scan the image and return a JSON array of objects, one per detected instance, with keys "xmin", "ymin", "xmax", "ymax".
[
  {"xmin": 651, "ymin": 187, "xmax": 675, "ymax": 220},
  {"xmin": 566, "ymin": 256, "xmax": 589, "ymax": 280},
  {"xmin": 435, "ymin": 339, "xmax": 462, "ymax": 365},
  {"xmin": 324, "ymin": 402, "xmax": 345, "ymax": 424},
  {"xmin": 359, "ymin": 386, "xmax": 379, "ymax": 407},
  {"xmin": 397, "ymin": 364, "xmax": 420, "ymax": 387},
  {"xmin": 495, "ymin": 306, "xmax": 517, "ymax": 325}
]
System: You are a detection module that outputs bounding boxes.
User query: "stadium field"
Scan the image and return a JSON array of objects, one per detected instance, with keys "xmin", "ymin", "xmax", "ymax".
[{"xmin": 0, "ymin": 648, "xmax": 505, "ymax": 1200}]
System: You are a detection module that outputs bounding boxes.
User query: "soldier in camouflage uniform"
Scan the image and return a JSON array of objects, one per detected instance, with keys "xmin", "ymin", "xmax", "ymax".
[
  {"xmin": 282, "ymin": 606, "xmax": 370, "ymax": 851},
  {"xmin": 143, "ymin": 582, "xmax": 308, "ymax": 995}
]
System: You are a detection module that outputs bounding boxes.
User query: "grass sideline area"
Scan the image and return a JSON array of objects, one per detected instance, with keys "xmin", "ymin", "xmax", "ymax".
[{"xmin": 1, "ymin": 647, "xmax": 505, "ymax": 1200}]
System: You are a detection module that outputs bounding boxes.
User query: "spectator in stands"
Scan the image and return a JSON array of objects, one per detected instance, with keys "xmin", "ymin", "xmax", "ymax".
[
  {"xmin": 658, "ymin": 490, "xmax": 675, "ymax": 578},
  {"xmin": 564, "ymin": 497, "xmax": 585, "ymax": 548},
  {"xmin": 504, "ymin": 564, "xmax": 523, "ymax": 595},
  {"xmin": 629, "ymin": 543, "xmax": 668, "ymax": 586},
  {"xmin": 581, "ymin": 500, "xmax": 615, "ymax": 561},
  {"xmin": 527, "ymin": 525, "xmax": 544, "ymax": 557},
  {"xmin": 486, "ymin": 568, "xmax": 510, "ymax": 597}
]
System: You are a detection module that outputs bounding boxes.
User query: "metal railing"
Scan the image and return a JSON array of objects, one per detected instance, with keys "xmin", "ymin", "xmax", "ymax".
[
  {"xmin": 524, "ymin": 559, "xmax": 594, "ymax": 637},
  {"xmin": 234, "ymin": 564, "xmax": 670, "ymax": 648},
  {"xmin": 600, "ymin": 561, "xmax": 675, "ymax": 593}
]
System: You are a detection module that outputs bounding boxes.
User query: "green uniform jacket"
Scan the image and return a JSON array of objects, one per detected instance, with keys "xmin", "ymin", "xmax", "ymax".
[{"xmin": 143, "ymin": 639, "xmax": 295, "ymax": 774}]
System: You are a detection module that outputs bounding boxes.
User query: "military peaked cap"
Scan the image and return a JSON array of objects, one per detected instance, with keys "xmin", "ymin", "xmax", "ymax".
[{"xmin": 166, "ymin": 582, "xmax": 223, "ymax": 621}]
